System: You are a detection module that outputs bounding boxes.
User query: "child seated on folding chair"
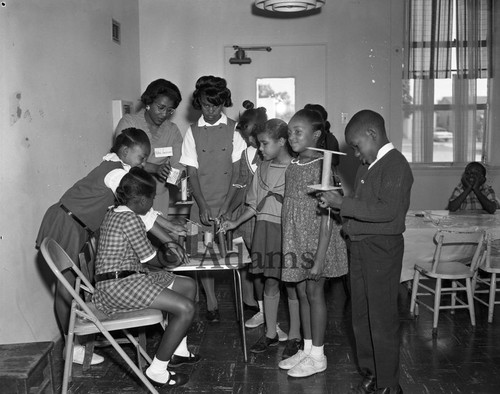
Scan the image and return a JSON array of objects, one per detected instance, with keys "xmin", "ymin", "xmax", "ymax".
[{"xmin": 92, "ymin": 167, "xmax": 199, "ymax": 388}]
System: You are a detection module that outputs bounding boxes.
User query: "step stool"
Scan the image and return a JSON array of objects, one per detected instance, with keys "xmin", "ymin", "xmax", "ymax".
[{"xmin": 0, "ymin": 341, "xmax": 55, "ymax": 394}]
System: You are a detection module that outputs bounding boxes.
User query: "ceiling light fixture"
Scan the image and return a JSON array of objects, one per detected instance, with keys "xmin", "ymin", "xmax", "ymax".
[
  {"xmin": 229, "ymin": 46, "xmax": 272, "ymax": 65},
  {"xmin": 255, "ymin": 0, "xmax": 325, "ymax": 12}
]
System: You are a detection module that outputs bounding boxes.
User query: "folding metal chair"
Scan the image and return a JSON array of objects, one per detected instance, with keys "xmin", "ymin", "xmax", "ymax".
[{"xmin": 40, "ymin": 237, "xmax": 162, "ymax": 394}]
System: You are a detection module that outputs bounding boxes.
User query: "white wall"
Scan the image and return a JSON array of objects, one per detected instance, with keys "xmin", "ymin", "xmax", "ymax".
[
  {"xmin": 0, "ymin": 0, "xmax": 141, "ymax": 344},
  {"xmin": 1, "ymin": 0, "xmax": 499, "ymax": 344},
  {"xmin": 138, "ymin": 0, "xmax": 500, "ymax": 208},
  {"xmin": 138, "ymin": 0, "xmax": 401, "ymax": 194}
]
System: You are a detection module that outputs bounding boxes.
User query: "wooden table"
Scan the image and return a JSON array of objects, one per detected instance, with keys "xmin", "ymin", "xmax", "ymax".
[
  {"xmin": 169, "ymin": 240, "xmax": 251, "ymax": 362},
  {"xmin": 402, "ymin": 210, "xmax": 500, "ymax": 282}
]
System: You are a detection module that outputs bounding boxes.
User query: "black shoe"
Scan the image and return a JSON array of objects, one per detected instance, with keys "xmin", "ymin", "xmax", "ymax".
[
  {"xmin": 250, "ymin": 334, "xmax": 279, "ymax": 353},
  {"xmin": 281, "ymin": 338, "xmax": 302, "ymax": 359},
  {"xmin": 206, "ymin": 309, "xmax": 220, "ymax": 322},
  {"xmin": 146, "ymin": 370, "xmax": 189, "ymax": 388},
  {"xmin": 169, "ymin": 353, "xmax": 201, "ymax": 368},
  {"xmin": 349, "ymin": 370, "xmax": 377, "ymax": 393},
  {"xmin": 243, "ymin": 303, "xmax": 259, "ymax": 314},
  {"xmin": 376, "ymin": 385, "xmax": 403, "ymax": 394}
]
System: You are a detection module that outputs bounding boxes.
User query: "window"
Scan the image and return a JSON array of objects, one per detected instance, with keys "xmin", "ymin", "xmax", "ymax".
[
  {"xmin": 256, "ymin": 78, "xmax": 295, "ymax": 122},
  {"xmin": 402, "ymin": 0, "xmax": 491, "ymax": 164}
]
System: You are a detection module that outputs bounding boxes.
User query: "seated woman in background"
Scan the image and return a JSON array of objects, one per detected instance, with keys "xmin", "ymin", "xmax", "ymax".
[{"xmin": 448, "ymin": 161, "xmax": 498, "ymax": 214}]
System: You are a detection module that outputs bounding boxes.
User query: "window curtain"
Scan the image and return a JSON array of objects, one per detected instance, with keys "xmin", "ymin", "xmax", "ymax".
[
  {"xmin": 404, "ymin": 0, "xmax": 453, "ymax": 80},
  {"xmin": 404, "ymin": 0, "xmax": 492, "ymax": 163},
  {"xmin": 454, "ymin": 0, "xmax": 491, "ymax": 162}
]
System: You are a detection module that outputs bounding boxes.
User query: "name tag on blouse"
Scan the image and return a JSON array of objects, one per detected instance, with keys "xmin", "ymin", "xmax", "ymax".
[{"xmin": 155, "ymin": 147, "xmax": 173, "ymax": 158}]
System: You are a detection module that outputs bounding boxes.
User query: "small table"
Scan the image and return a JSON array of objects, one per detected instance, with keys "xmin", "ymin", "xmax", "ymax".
[
  {"xmin": 402, "ymin": 210, "xmax": 500, "ymax": 282},
  {"xmin": 169, "ymin": 240, "xmax": 251, "ymax": 362},
  {"xmin": 0, "ymin": 341, "xmax": 55, "ymax": 394}
]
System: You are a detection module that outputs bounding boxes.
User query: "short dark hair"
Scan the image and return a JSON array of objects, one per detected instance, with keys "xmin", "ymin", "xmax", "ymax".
[
  {"xmin": 256, "ymin": 118, "xmax": 288, "ymax": 141},
  {"xmin": 304, "ymin": 103, "xmax": 339, "ymax": 165},
  {"xmin": 237, "ymin": 100, "xmax": 268, "ymax": 133},
  {"xmin": 141, "ymin": 79, "xmax": 182, "ymax": 108},
  {"xmin": 291, "ymin": 108, "xmax": 327, "ymax": 149},
  {"xmin": 465, "ymin": 161, "xmax": 486, "ymax": 176},
  {"xmin": 110, "ymin": 128, "xmax": 151, "ymax": 154},
  {"xmin": 346, "ymin": 109, "xmax": 386, "ymax": 137},
  {"xmin": 304, "ymin": 104, "xmax": 331, "ymax": 133},
  {"xmin": 191, "ymin": 75, "xmax": 232, "ymax": 110},
  {"xmin": 116, "ymin": 167, "xmax": 156, "ymax": 205}
]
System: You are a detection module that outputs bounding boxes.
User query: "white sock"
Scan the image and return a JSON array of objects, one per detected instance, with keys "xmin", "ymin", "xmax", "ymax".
[
  {"xmin": 258, "ymin": 300, "xmax": 264, "ymax": 313},
  {"xmin": 146, "ymin": 356, "xmax": 170, "ymax": 383},
  {"xmin": 303, "ymin": 339, "xmax": 313, "ymax": 354},
  {"xmin": 173, "ymin": 336, "xmax": 190, "ymax": 357},
  {"xmin": 310, "ymin": 344, "xmax": 324, "ymax": 359}
]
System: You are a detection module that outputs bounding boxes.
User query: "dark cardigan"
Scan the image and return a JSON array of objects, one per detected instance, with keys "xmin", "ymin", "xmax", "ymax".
[{"xmin": 341, "ymin": 149, "xmax": 413, "ymax": 240}]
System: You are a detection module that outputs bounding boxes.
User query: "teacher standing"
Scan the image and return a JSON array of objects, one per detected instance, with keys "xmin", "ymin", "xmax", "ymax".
[{"xmin": 115, "ymin": 79, "xmax": 184, "ymax": 215}]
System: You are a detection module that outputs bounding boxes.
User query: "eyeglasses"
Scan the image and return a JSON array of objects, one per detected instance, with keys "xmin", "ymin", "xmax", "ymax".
[{"xmin": 152, "ymin": 102, "xmax": 176, "ymax": 115}]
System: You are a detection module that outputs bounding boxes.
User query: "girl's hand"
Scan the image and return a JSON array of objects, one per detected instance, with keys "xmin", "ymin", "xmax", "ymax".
[
  {"xmin": 218, "ymin": 203, "xmax": 230, "ymax": 220},
  {"xmin": 222, "ymin": 220, "xmax": 238, "ymax": 231},
  {"xmin": 168, "ymin": 222, "xmax": 187, "ymax": 237},
  {"xmin": 308, "ymin": 260, "xmax": 324, "ymax": 281},
  {"xmin": 157, "ymin": 161, "xmax": 172, "ymax": 182},
  {"xmin": 159, "ymin": 241, "xmax": 187, "ymax": 269},
  {"xmin": 318, "ymin": 190, "xmax": 343, "ymax": 210},
  {"xmin": 199, "ymin": 206, "xmax": 214, "ymax": 226}
]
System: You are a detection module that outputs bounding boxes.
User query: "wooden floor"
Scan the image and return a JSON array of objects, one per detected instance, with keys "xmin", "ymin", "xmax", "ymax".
[{"xmin": 52, "ymin": 273, "xmax": 500, "ymax": 393}]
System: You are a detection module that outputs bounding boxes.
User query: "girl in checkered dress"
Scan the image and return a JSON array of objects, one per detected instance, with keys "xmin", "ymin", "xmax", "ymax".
[{"xmin": 93, "ymin": 167, "xmax": 197, "ymax": 388}]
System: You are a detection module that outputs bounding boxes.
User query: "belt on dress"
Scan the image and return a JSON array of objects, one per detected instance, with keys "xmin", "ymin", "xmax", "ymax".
[
  {"xmin": 94, "ymin": 270, "xmax": 145, "ymax": 283},
  {"xmin": 59, "ymin": 204, "xmax": 93, "ymax": 234}
]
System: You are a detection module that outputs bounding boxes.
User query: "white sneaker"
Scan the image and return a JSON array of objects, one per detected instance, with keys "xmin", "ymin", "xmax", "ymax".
[
  {"xmin": 278, "ymin": 349, "xmax": 308, "ymax": 370},
  {"xmin": 276, "ymin": 324, "xmax": 288, "ymax": 342},
  {"xmin": 245, "ymin": 311, "xmax": 264, "ymax": 328},
  {"xmin": 287, "ymin": 355, "xmax": 327, "ymax": 378},
  {"xmin": 70, "ymin": 345, "xmax": 105, "ymax": 365}
]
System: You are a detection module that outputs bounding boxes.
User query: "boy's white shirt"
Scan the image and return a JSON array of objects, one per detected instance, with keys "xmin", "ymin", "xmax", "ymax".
[
  {"xmin": 102, "ymin": 153, "xmax": 159, "ymax": 231},
  {"xmin": 368, "ymin": 142, "xmax": 395, "ymax": 170},
  {"xmin": 179, "ymin": 113, "xmax": 247, "ymax": 169},
  {"xmin": 114, "ymin": 205, "xmax": 157, "ymax": 263}
]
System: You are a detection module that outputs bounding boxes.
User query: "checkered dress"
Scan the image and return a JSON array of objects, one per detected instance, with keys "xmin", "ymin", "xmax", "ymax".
[
  {"xmin": 448, "ymin": 182, "xmax": 499, "ymax": 211},
  {"xmin": 93, "ymin": 208, "xmax": 175, "ymax": 315}
]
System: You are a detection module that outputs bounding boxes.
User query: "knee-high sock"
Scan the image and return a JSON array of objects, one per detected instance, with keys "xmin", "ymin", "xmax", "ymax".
[
  {"xmin": 264, "ymin": 292, "xmax": 280, "ymax": 338},
  {"xmin": 288, "ymin": 298, "xmax": 301, "ymax": 340}
]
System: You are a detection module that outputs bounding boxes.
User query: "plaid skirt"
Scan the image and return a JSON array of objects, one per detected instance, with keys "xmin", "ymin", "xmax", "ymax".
[{"xmin": 93, "ymin": 270, "xmax": 176, "ymax": 315}]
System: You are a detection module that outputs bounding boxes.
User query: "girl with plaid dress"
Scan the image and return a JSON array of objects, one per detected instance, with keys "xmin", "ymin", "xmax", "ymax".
[
  {"xmin": 36, "ymin": 128, "xmax": 154, "ymax": 366},
  {"xmin": 93, "ymin": 167, "xmax": 198, "ymax": 389}
]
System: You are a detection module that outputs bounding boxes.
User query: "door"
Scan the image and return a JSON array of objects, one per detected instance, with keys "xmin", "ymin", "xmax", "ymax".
[{"xmin": 223, "ymin": 44, "xmax": 327, "ymax": 122}]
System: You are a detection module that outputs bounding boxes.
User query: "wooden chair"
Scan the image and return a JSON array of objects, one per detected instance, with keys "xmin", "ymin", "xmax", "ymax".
[
  {"xmin": 409, "ymin": 229, "xmax": 485, "ymax": 335},
  {"xmin": 473, "ymin": 230, "xmax": 500, "ymax": 323},
  {"xmin": 40, "ymin": 237, "xmax": 163, "ymax": 394}
]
